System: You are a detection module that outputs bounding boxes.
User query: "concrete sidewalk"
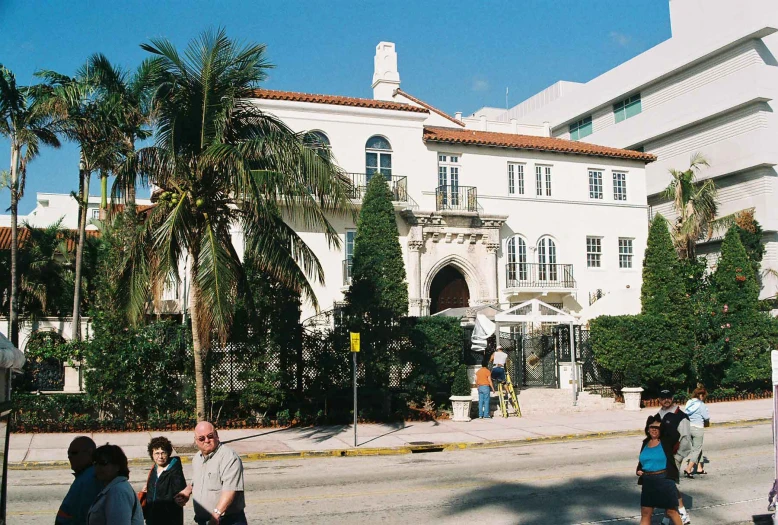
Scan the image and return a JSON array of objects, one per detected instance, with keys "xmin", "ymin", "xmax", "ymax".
[{"xmin": 10, "ymin": 398, "xmax": 772, "ymax": 467}]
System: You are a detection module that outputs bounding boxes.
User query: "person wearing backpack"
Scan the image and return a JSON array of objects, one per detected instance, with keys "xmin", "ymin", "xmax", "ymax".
[{"xmin": 657, "ymin": 387, "xmax": 692, "ymax": 525}]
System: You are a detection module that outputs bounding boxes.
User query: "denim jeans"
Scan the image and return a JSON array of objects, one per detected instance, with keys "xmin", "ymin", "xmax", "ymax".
[
  {"xmin": 478, "ymin": 385, "xmax": 491, "ymax": 418},
  {"xmin": 491, "ymin": 366, "xmax": 506, "ymax": 383}
]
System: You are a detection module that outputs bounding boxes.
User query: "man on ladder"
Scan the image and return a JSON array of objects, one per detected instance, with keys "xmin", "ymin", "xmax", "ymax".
[{"xmin": 491, "ymin": 346, "xmax": 521, "ymax": 418}]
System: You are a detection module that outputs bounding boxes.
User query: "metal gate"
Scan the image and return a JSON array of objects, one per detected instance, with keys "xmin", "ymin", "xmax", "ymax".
[
  {"xmin": 512, "ymin": 332, "xmax": 558, "ymax": 388},
  {"xmin": 553, "ymin": 326, "xmax": 611, "ymax": 388}
]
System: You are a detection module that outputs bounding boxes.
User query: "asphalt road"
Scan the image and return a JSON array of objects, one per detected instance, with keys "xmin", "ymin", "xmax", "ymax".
[{"xmin": 7, "ymin": 422, "xmax": 775, "ymax": 524}]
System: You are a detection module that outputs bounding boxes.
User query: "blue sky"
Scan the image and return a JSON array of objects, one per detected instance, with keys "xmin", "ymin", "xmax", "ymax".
[{"xmin": 0, "ymin": 0, "xmax": 671, "ymax": 214}]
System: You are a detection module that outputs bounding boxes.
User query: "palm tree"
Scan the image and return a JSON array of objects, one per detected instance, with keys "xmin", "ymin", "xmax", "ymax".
[
  {"xmin": 120, "ymin": 29, "xmax": 355, "ymax": 419},
  {"xmin": 34, "ymin": 56, "xmax": 127, "ymax": 340},
  {"xmin": 663, "ymin": 153, "xmax": 718, "ymax": 259},
  {"xmin": 0, "ymin": 65, "xmax": 61, "ymax": 346}
]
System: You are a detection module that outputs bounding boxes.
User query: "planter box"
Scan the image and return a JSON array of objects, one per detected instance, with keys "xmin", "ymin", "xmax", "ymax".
[
  {"xmin": 449, "ymin": 395, "xmax": 472, "ymax": 422},
  {"xmin": 622, "ymin": 387, "xmax": 644, "ymax": 411}
]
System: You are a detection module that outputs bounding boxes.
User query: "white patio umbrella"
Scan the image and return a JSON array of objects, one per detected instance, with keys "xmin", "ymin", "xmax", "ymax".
[{"xmin": 0, "ymin": 332, "xmax": 25, "ymax": 372}]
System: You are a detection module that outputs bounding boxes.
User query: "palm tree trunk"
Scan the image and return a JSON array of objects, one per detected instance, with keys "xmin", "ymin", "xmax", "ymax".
[
  {"xmin": 8, "ymin": 145, "xmax": 20, "ymax": 347},
  {"xmin": 71, "ymin": 164, "xmax": 89, "ymax": 341},
  {"xmin": 99, "ymin": 170, "xmax": 108, "ymax": 221},
  {"xmin": 189, "ymin": 262, "xmax": 207, "ymax": 421}
]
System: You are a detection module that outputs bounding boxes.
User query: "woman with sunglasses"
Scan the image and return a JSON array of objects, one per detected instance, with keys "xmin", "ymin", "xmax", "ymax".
[
  {"xmin": 87, "ymin": 444, "xmax": 144, "ymax": 525},
  {"xmin": 636, "ymin": 415, "xmax": 682, "ymax": 525},
  {"xmin": 140, "ymin": 436, "xmax": 187, "ymax": 525}
]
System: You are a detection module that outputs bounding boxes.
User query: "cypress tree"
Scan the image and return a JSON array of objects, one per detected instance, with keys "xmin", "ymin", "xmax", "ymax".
[
  {"xmin": 733, "ymin": 209, "xmax": 765, "ymax": 279},
  {"xmin": 641, "ymin": 214, "xmax": 686, "ymax": 316},
  {"xmin": 710, "ymin": 227, "xmax": 759, "ymax": 316},
  {"xmin": 346, "ymin": 175, "xmax": 408, "ymax": 325}
]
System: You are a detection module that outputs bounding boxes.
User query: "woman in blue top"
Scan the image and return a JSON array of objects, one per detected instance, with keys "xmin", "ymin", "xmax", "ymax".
[
  {"xmin": 683, "ymin": 386, "xmax": 710, "ymax": 477},
  {"xmin": 636, "ymin": 415, "xmax": 682, "ymax": 525},
  {"xmin": 140, "ymin": 436, "xmax": 187, "ymax": 525}
]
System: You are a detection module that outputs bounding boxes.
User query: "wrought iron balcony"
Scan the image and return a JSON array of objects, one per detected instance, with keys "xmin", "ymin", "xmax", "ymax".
[
  {"xmin": 343, "ymin": 258, "xmax": 353, "ymax": 286},
  {"xmin": 435, "ymin": 185, "xmax": 479, "ymax": 212},
  {"xmin": 505, "ymin": 263, "xmax": 576, "ymax": 289},
  {"xmin": 345, "ymin": 172, "xmax": 416, "ymax": 206}
]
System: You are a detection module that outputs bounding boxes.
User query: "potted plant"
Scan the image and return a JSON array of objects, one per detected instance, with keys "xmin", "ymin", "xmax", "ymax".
[{"xmin": 449, "ymin": 364, "xmax": 472, "ymax": 422}]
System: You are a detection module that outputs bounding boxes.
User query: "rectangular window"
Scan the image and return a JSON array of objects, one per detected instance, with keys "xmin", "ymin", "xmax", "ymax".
[
  {"xmin": 613, "ymin": 172, "xmax": 627, "ymax": 201},
  {"xmin": 438, "ymin": 166, "xmax": 447, "ymax": 188},
  {"xmin": 535, "ymin": 165, "xmax": 551, "ymax": 196},
  {"xmin": 619, "ymin": 238, "xmax": 634, "ymax": 268},
  {"xmin": 613, "ymin": 94, "xmax": 642, "ymax": 123},
  {"xmin": 91, "ymin": 208, "xmax": 100, "ymax": 219},
  {"xmin": 588, "ymin": 170, "xmax": 603, "ymax": 199},
  {"xmin": 569, "ymin": 116, "xmax": 593, "ymax": 140},
  {"xmin": 346, "ymin": 230, "xmax": 356, "ymax": 260},
  {"xmin": 586, "ymin": 236, "xmax": 602, "ymax": 268},
  {"xmin": 438, "ymin": 154, "xmax": 460, "ymax": 207},
  {"xmin": 507, "ymin": 163, "xmax": 525, "ymax": 195},
  {"xmin": 535, "ymin": 166, "xmax": 543, "ymax": 196}
]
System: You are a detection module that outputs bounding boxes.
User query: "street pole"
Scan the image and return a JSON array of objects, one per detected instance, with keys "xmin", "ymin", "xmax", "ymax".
[
  {"xmin": 771, "ymin": 350, "xmax": 778, "ymax": 518},
  {"xmin": 569, "ymin": 321, "xmax": 577, "ymax": 407},
  {"xmin": 353, "ymin": 351, "xmax": 358, "ymax": 448}
]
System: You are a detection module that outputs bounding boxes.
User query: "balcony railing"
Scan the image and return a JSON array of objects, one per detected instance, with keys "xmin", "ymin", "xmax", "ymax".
[
  {"xmin": 435, "ymin": 185, "xmax": 479, "ymax": 212},
  {"xmin": 345, "ymin": 172, "xmax": 416, "ymax": 206},
  {"xmin": 343, "ymin": 258, "xmax": 353, "ymax": 286},
  {"xmin": 505, "ymin": 263, "xmax": 576, "ymax": 289}
]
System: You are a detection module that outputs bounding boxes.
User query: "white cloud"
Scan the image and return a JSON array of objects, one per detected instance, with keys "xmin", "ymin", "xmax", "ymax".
[
  {"xmin": 472, "ymin": 78, "xmax": 489, "ymax": 92},
  {"xmin": 610, "ymin": 31, "xmax": 631, "ymax": 47}
]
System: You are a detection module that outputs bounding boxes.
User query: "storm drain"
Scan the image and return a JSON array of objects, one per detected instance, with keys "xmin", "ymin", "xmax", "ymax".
[{"xmin": 408, "ymin": 441, "xmax": 445, "ymax": 453}]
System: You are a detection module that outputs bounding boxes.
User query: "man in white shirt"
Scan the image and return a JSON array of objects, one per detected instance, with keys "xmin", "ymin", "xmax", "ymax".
[{"xmin": 489, "ymin": 345, "xmax": 508, "ymax": 384}]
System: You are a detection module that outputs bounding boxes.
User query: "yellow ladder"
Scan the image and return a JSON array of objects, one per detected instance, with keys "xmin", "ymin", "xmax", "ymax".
[{"xmin": 497, "ymin": 369, "xmax": 521, "ymax": 418}]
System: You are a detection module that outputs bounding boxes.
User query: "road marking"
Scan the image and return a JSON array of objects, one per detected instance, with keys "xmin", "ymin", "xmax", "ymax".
[{"xmin": 574, "ymin": 497, "xmax": 764, "ymax": 524}]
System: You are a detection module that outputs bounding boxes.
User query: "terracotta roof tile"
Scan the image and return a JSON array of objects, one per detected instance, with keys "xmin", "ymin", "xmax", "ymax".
[
  {"xmin": 423, "ymin": 126, "xmax": 656, "ymax": 163},
  {"xmin": 251, "ymin": 89, "xmax": 429, "ymax": 114},
  {"xmin": 394, "ymin": 89, "xmax": 465, "ymax": 127},
  {"xmin": 0, "ymin": 227, "xmax": 100, "ymax": 251}
]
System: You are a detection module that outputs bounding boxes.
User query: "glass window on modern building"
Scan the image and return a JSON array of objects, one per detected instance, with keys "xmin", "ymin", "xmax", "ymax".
[
  {"xmin": 586, "ymin": 236, "xmax": 602, "ymax": 268},
  {"xmin": 535, "ymin": 165, "xmax": 552, "ymax": 196},
  {"xmin": 588, "ymin": 170, "xmax": 603, "ymax": 199},
  {"xmin": 508, "ymin": 162, "xmax": 525, "ymax": 195},
  {"xmin": 613, "ymin": 172, "xmax": 627, "ymax": 201},
  {"xmin": 569, "ymin": 116, "xmax": 593, "ymax": 140},
  {"xmin": 619, "ymin": 238, "xmax": 634, "ymax": 268},
  {"xmin": 613, "ymin": 94, "xmax": 642, "ymax": 123},
  {"xmin": 365, "ymin": 135, "xmax": 392, "ymax": 181}
]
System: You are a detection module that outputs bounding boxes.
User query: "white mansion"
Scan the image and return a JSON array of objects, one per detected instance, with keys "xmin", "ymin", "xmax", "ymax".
[{"xmin": 2, "ymin": 42, "xmax": 657, "ymax": 326}]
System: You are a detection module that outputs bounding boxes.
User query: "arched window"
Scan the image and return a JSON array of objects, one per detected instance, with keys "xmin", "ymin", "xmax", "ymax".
[
  {"xmin": 365, "ymin": 135, "xmax": 392, "ymax": 181},
  {"xmin": 506, "ymin": 236, "xmax": 528, "ymax": 285},
  {"xmin": 537, "ymin": 237, "xmax": 557, "ymax": 282},
  {"xmin": 303, "ymin": 130, "xmax": 331, "ymax": 159}
]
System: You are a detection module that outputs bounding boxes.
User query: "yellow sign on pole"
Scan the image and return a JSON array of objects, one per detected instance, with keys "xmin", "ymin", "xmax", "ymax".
[{"xmin": 350, "ymin": 332, "xmax": 361, "ymax": 353}]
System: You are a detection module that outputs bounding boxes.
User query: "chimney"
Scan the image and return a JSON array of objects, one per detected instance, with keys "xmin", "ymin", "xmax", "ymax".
[
  {"xmin": 510, "ymin": 118, "xmax": 518, "ymax": 134},
  {"xmin": 543, "ymin": 121, "xmax": 552, "ymax": 137},
  {"xmin": 480, "ymin": 115, "xmax": 487, "ymax": 131},
  {"xmin": 372, "ymin": 42, "xmax": 400, "ymax": 101},
  {"xmin": 455, "ymin": 112, "xmax": 463, "ymax": 121}
]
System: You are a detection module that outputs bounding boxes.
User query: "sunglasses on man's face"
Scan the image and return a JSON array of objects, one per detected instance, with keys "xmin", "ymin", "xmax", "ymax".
[{"xmin": 196, "ymin": 433, "xmax": 216, "ymax": 442}]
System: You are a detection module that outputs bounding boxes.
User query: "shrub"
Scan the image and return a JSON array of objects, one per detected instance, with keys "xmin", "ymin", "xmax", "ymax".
[
  {"xmin": 590, "ymin": 314, "xmax": 690, "ymax": 394},
  {"xmin": 404, "ymin": 316, "xmax": 463, "ymax": 403},
  {"xmin": 451, "ymin": 365, "xmax": 471, "ymax": 396}
]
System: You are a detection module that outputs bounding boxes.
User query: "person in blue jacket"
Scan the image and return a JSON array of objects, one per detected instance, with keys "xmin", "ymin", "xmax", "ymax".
[{"xmin": 56, "ymin": 436, "xmax": 103, "ymax": 525}]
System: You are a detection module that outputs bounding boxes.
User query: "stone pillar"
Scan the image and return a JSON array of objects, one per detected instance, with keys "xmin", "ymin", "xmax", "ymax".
[
  {"xmin": 63, "ymin": 364, "xmax": 82, "ymax": 393},
  {"xmin": 407, "ymin": 232, "xmax": 425, "ymax": 316},
  {"xmin": 622, "ymin": 387, "xmax": 644, "ymax": 411},
  {"xmin": 485, "ymin": 241, "xmax": 500, "ymax": 305}
]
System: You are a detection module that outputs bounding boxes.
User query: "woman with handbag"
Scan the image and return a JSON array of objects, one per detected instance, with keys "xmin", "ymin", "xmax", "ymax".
[
  {"xmin": 684, "ymin": 387, "xmax": 710, "ymax": 477},
  {"xmin": 140, "ymin": 436, "xmax": 188, "ymax": 525}
]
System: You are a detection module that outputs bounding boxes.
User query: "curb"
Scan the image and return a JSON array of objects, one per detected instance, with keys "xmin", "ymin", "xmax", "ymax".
[{"xmin": 10, "ymin": 417, "xmax": 770, "ymax": 470}]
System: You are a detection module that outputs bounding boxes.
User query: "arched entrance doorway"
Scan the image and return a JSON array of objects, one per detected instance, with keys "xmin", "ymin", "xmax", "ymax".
[{"xmin": 430, "ymin": 265, "xmax": 470, "ymax": 314}]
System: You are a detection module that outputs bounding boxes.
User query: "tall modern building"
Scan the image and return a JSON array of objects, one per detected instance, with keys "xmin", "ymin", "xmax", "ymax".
[{"xmin": 480, "ymin": 0, "xmax": 778, "ymax": 297}]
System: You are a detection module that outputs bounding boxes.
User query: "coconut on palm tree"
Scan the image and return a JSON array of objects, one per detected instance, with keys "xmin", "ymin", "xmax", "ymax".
[
  {"xmin": 0, "ymin": 65, "xmax": 61, "ymax": 346},
  {"xmin": 119, "ymin": 29, "xmax": 355, "ymax": 420}
]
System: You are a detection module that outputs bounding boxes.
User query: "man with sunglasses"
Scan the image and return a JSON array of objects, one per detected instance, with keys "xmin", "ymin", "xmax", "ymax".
[
  {"xmin": 175, "ymin": 421, "xmax": 246, "ymax": 525},
  {"xmin": 657, "ymin": 387, "xmax": 692, "ymax": 525},
  {"xmin": 56, "ymin": 436, "xmax": 102, "ymax": 525}
]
